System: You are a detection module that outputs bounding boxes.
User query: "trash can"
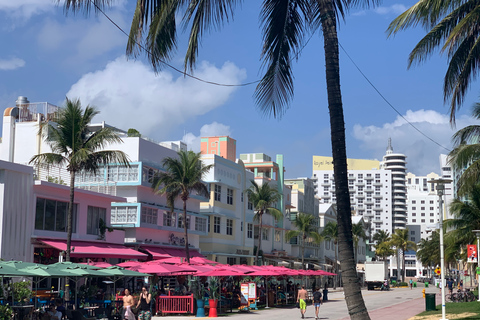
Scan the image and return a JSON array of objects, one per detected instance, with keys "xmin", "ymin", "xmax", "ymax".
[
  {"xmin": 425, "ymin": 293, "xmax": 436, "ymax": 311},
  {"xmin": 414, "ymin": 282, "xmax": 417, "ymax": 288},
  {"xmin": 322, "ymin": 289, "xmax": 328, "ymax": 302},
  {"xmin": 425, "ymin": 282, "xmax": 429, "ymax": 288}
]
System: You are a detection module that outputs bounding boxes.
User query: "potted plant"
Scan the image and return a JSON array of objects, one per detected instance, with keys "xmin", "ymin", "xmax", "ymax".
[
  {"xmin": 189, "ymin": 278, "xmax": 205, "ymax": 317},
  {"xmin": 0, "ymin": 305, "xmax": 13, "ymax": 320},
  {"xmin": 12, "ymin": 281, "xmax": 33, "ymax": 305},
  {"xmin": 208, "ymin": 277, "xmax": 220, "ymax": 317}
]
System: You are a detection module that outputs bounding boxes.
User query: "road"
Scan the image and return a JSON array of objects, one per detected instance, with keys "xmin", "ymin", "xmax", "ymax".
[{"xmin": 154, "ymin": 285, "xmax": 441, "ymax": 320}]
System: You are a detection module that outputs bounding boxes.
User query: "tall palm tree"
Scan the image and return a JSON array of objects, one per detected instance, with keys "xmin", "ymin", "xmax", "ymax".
[
  {"xmin": 390, "ymin": 229, "xmax": 417, "ymax": 282},
  {"xmin": 387, "ymin": 0, "xmax": 480, "ymax": 122},
  {"xmin": 151, "ymin": 150, "xmax": 212, "ymax": 263},
  {"xmin": 245, "ymin": 180, "xmax": 282, "ymax": 266},
  {"xmin": 322, "ymin": 221, "xmax": 339, "ymax": 289},
  {"xmin": 63, "ymin": 1, "xmax": 380, "ymax": 317},
  {"xmin": 352, "ymin": 222, "xmax": 367, "ymax": 264},
  {"xmin": 372, "ymin": 230, "xmax": 393, "ymax": 261},
  {"xmin": 446, "ymin": 184, "xmax": 480, "ymax": 245},
  {"xmin": 286, "ymin": 212, "xmax": 323, "ymax": 270},
  {"xmin": 29, "ymin": 97, "xmax": 129, "ymax": 261},
  {"xmin": 372, "ymin": 230, "xmax": 390, "ymax": 245},
  {"xmin": 448, "ymin": 103, "xmax": 480, "ymax": 196}
]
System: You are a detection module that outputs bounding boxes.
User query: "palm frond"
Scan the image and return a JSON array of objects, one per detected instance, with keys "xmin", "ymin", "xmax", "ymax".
[
  {"xmin": 29, "ymin": 153, "xmax": 68, "ymax": 167},
  {"xmin": 61, "ymin": 0, "xmax": 112, "ymax": 14}
]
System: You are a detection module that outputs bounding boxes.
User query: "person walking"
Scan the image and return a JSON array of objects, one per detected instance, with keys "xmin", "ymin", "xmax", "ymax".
[
  {"xmin": 297, "ymin": 286, "xmax": 308, "ymax": 319},
  {"xmin": 312, "ymin": 287, "xmax": 323, "ymax": 320},
  {"xmin": 409, "ymin": 279, "xmax": 413, "ymax": 290},
  {"xmin": 122, "ymin": 289, "xmax": 136, "ymax": 320},
  {"xmin": 137, "ymin": 286, "xmax": 152, "ymax": 320}
]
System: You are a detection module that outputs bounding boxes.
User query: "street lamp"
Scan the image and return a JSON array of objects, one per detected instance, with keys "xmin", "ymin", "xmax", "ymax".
[
  {"xmin": 430, "ymin": 178, "xmax": 451, "ymax": 320},
  {"xmin": 472, "ymin": 230, "xmax": 480, "ymax": 302}
]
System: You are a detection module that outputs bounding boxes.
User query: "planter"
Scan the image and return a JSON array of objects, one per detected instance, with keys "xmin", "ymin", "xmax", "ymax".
[
  {"xmin": 208, "ymin": 299, "xmax": 218, "ymax": 317},
  {"xmin": 196, "ymin": 299, "xmax": 206, "ymax": 317}
]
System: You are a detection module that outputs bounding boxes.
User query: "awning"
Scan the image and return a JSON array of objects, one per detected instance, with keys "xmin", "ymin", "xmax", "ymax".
[
  {"xmin": 141, "ymin": 246, "xmax": 204, "ymax": 259},
  {"xmin": 39, "ymin": 239, "xmax": 147, "ymax": 259}
]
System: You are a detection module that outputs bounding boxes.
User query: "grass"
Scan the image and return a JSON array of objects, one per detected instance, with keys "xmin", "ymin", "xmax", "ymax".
[{"xmin": 415, "ymin": 301, "xmax": 480, "ymax": 319}]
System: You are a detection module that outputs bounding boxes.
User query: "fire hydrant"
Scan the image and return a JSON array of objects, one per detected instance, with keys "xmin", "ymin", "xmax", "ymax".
[{"xmin": 422, "ymin": 288, "xmax": 425, "ymax": 298}]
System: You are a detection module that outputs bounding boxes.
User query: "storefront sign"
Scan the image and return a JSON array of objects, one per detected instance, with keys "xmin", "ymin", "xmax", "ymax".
[{"xmin": 468, "ymin": 244, "xmax": 477, "ymax": 263}]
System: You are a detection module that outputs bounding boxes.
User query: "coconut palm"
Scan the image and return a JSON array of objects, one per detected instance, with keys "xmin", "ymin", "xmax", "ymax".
[
  {"xmin": 448, "ymin": 103, "xmax": 480, "ymax": 196},
  {"xmin": 372, "ymin": 230, "xmax": 391, "ymax": 245},
  {"xmin": 372, "ymin": 230, "xmax": 393, "ymax": 261},
  {"xmin": 387, "ymin": 0, "xmax": 480, "ymax": 122},
  {"xmin": 62, "ymin": 0, "xmax": 380, "ymax": 317},
  {"xmin": 322, "ymin": 221, "xmax": 339, "ymax": 289},
  {"xmin": 446, "ymin": 184, "xmax": 480, "ymax": 246},
  {"xmin": 352, "ymin": 222, "xmax": 367, "ymax": 264},
  {"xmin": 245, "ymin": 180, "xmax": 282, "ymax": 266},
  {"xmin": 286, "ymin": 212, "xmax": 323, "ymax": 270},
  {"xmin": 390, "ymin": 229, "xmax": 417, "ymax": 282},
  {"xmin": 151, "ymin": 150, "xmax": 212, "ymax": 263},
  {"xmin": 29, "ymin": 97, "xmax": 129, "ymax": 261}
]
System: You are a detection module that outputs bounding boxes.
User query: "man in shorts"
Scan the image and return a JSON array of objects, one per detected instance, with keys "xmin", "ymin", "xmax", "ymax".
[
  {"xmin": 312, "ymin": 287, "xmax": 323, "ymax": 320},
  {"xmin": 122, "ymin": 289, "xmax": 136, "ymax": 320},
  {"xmin": 297, "ymin": 285, "xmax": 308, "ymax": 319}
]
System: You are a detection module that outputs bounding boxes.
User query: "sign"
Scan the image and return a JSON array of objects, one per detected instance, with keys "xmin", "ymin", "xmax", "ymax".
[
  {"xmin": 240, "ymin": 283, "xmax": 249, "ymax": 304},
  {"xmin": 169, "ymin": 233, "xmax": 185, "ymax": 246},
  {"xmin": 477, "ymin": 267, "xmax": 480, "ymax": 275},
  {"xmin": 468, "ymin": 245, "xmax": 478, "ymax": 263},
  {"xmin": 435, "ymin": 268, "xmax": 441, "ymax": 275},
  {"xmin": 240, "ymin": 282, "xmax": 256, "ymax": 300}
]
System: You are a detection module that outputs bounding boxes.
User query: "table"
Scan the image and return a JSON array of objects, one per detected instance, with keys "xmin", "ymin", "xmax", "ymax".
[
  {"xmin": 83, "ymin": 306, "xmax": 99, "ymax": 317},
  {"xmin": 12, "ymin": 305, "xmax": 34, "ymax": 320}
]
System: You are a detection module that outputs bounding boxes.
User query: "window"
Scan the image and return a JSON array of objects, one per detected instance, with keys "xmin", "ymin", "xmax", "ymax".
[
  {"xmin": 226, "ymin": 219, "xmax": 233, "ymax": 235},
  {"xmin": 248, "ymin": 201, "xmax": 253, "ymax": 210},
  {"xmin": 412, "ymin": 213, "xmax": 416, "ymax": 216},
  {"xmin": 87, "ymin": 206, "xmax": 107, "ymax": 235},
  {"xmin": 111, "ymin": 206, "xmax": 138, "ymax": 224},
  {"xmin": 412, "ymin": 219, "xmax": 416, "ymax": 223},
  {"xmin": 324, "ymin": 174, "xmax": 329, "ymax": 179},
  {"xmin": 214, "ymin": 185, "xmax": 221, "ymax": 201},
  {"xmin": 178, "ymin": 215, "xmax": 191, "ymax": 229},
  {"xmin": 421, "ymin": 200, "xmax": 425, "ymax": 204},
  {"xmin": 430, "ymin": 219, "xmax": 434, "ymax": 223},
  {"xmin": 227, "ymin": 257, "xmax": 236, "ymax": 265},
  {"xmin": 247, "ymin": 223, "xmax": 253, "ymax": 238},
  {"xmin": 195, "ymin": 217, "xmax": 207, "ymax": 232},
  {"xmin": 430, "ymin": 200, "xmax": 434, "ymax": 204},
  {"xmin": 163, "ymin": 212, "xmax": 174, "ymax": 227},
  {"xmin": 430, "ymin": 212, "xmax": 434, "ymax": 216},
  {"xmin": 106, "ymin": 164, "xmax": 139, "ymax": 182},
  {"xmin": 35, "ymin": 198, "xmax": 77, "ymax": 232},
  {"xmin": 227, "ymin": 188, "xmax": 233, "ymax": 205},
  {"xmin": 275, "ymin": 230, "xmax": 281, "ymax": 242},
  {"xmin": 141, "ymin": 207, "xmax": 158, "ymax": 224},
  {"xmin": 214, "ymin": 217, "xmax": 221, "ymax": 233},
  {"xmin": 412, "ymin": 200, "xmax": 416, "ymax": 204},
  {"xmin": 421, "ymin": 207, "xmax": 425, "ymax": 210},
  {"xmin": 412, "ymin": 207, "xmax": 416, "ymax": 210},
  {"xmin": 421, "ymin": 219, "xmax": 425, "ymax": 223},
  {"xmin": 430, "ymin": 207, "xmax": 434, "ymax": 210},
  {"xmin": 262, "ymin": 229, "xmax": 269, "ymax": 240},
  {"xmin": 241, "ymin": 192, "xmax": 244, "ymax": 202}
]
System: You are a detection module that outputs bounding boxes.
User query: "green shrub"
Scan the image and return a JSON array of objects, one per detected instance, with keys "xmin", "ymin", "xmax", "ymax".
[
  {"xmin": 399, "ymin": 282, "xmax": 408, "ymax": 287},
  {"xmin": 0, "ymin": 305, "xmax": 13, "ymax": 320},
  {"xmin": 13, "ymin": 281, "xmax": 33, "ymax": 303}
]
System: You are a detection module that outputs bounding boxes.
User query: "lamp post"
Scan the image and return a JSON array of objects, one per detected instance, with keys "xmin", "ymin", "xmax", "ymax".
[
  {"xmin": 430, "ymin": 178, "xmax": 451, "ymax": 320},
  {"xmin": 473, "ymin": 230, "xmax": 480, "ymax": 301}
]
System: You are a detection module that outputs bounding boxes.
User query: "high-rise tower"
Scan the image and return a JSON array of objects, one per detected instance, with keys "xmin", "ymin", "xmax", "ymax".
[{"xmin": 381, "ymin": 138, "xmax": 408, "ymax": 231}]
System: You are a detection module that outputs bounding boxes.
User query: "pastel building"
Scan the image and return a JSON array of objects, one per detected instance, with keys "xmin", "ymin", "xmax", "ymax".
[{"xmin": 0, "ymin": 96, "xmax": 207, "ymax": 262}]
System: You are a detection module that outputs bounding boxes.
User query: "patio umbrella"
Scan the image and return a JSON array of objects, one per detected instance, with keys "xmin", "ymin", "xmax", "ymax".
[
  {"xmin": 82, "ymin": 261, "xmax": 113, "ymax": 268},
  {"xmin": 195, "ymin": 268, "xmax": 246, "ymax": 277},
  {"xmin": 128, "ymin": 263, "xmax": 195, "ymax": 276},
  {"xmin": 96, "ymin": 266, "xmax": 150, "ymax": 298},
  {"xmin": 116, "ymin": 261, "xmax": 143, "ymax": 268},
  {"xmin": 51, "ymin": 261, "xmax": 101, "ymax": 270}
]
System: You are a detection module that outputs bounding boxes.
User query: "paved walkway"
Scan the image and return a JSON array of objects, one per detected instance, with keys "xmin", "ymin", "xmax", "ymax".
[{"xmin": 152, "ymin": 286, "xmax": 440, "ymax": 320}]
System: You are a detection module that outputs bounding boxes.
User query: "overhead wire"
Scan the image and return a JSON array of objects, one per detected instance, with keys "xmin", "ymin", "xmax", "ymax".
[{"xmin": 90, "ymin": 0, "xmax": 452, "ymax": 152}]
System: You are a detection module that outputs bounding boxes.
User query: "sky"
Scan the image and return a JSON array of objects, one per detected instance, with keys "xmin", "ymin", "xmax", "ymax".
[{"xmin": 0, "ymin": 0, "xmax": 479, "ymax": 179}]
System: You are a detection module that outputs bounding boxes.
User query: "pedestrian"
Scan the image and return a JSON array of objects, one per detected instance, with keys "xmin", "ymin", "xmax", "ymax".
[
  {"xmin": 137, "ymin": 286, "xmax": 152, "ymax": 320},
  {"xmin": 409, "ymin": 279, "xmax": 413, "ymax": 290},
  {"xmin": 458, "ymin": 280, "xmax": 463, "ymax": 291},
  {"xmin": 297, "ymin": 285, "xmax": 308, "ymax": 319},
  {"xmin": 312, "ymin": 287, "xmax": 323, "ymax": 320},
  {"xmin": 447, "ymin": 278, "xmax": 454, "ymax": 295}
]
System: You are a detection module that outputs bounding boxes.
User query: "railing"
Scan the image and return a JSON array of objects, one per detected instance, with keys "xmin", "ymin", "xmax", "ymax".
[{"xmin": 156, "ymin": 294, "xmax": 194, "ymax": 315}]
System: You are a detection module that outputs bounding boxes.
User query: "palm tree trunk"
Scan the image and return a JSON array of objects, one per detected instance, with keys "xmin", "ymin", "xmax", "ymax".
[
  {"xmin": 402, "ymin": 250, "xmax": 406, "ymax": 282},
  {"xmin": 301, "ymin": 234, "xmax": 305, "ymax": 270},
  {"xmin": 256, "ymin": 213, "xmax": 263, "ymax": 266},
  {"xmin": 183, "ymin": 199, "xmax": 190, "ymax": 263},
  {"xmin": 320, "ymin": 2, "xmax": 370, "ymax": 319},
  {"xmin": 65, "ymin": 170, "xmax": 75, "ymax": 303},
  {"xmin": 334, "ymin": 241, "xmax": 338, "ymax": 290}
]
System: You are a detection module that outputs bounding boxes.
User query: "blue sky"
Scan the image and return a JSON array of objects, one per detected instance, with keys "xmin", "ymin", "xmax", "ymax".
[{"xmin": 0, "ymin": 0, "xmax": 478, "ymax": 178}]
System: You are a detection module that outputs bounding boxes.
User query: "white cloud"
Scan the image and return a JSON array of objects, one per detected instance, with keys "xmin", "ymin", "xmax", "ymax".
[
  {"xmin": 0, "ymin": 57, "xmax": 25, "ymax": 70},
  {"xmin": 67, "ymin": 57, "xmax": 246, "ymax": 140},
  {"xmin": 374, "ymin": 4, "xmax": 407, "ymax": 15},
  {"xmin": 0, "ymin": 0, "xmax": 55, "ymax": 19},
  {"xmin": 352, "ymin": 109, "xmax": 476, "ymax": 175},
  {"xmin": 183, "ymin": 122, "xmax": 232, "ymax": 151}
]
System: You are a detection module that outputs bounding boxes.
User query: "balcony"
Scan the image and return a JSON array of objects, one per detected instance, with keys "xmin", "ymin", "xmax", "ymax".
[
  {"xmin": 373, "ymin": 206, "xmax": 383, "ymax": 211},
  {"xmin": 373, "ymin": 182, "xmax": 383, "ymax": 187}
]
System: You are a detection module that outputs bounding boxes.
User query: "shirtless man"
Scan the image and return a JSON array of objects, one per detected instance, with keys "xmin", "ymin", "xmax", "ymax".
[
  {"xmin": 297, "ymin": 286, "xmax": 308, "ymax": 319},
  {"xmin": 123, "ymin": 289, "xmax": 135, "ymax": 320}
]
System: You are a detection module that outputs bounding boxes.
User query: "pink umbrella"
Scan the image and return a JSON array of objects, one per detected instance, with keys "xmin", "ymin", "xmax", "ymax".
[
  {"xmin": 117, "ymin": 261, "xmax": 144, "ymax": 268},
  {"xmin": 129, "ymin": 263, "xmax": 196, "ymax": 275},
  {"xmin": 196, "ymin": 268, "xmax": 246, "ymax": 277},
  {"xmin": 81, "ymin": 261, "xmax": 112, "ymax": 268}
]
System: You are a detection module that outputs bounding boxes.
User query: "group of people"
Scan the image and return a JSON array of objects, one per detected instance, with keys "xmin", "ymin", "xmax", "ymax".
[
  {"xmin": 122, "ymin": 286, "xmax": 152, "ymax": 320},
  {"xmin": 446, "ymin": 278, "xmax": 464, "ymax": 294},
  {"xmin": 296, "ymin": 286, "xmax": 323, "ymax": 320},
  {"xmin": 40, "ymin": 298, "xmax": 65, "ymax": 320}
]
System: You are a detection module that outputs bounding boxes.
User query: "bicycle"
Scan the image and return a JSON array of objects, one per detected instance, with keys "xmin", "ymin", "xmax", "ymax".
[{"xmin": 464, "ymin": 289, "xmax": 476, "ymax": 302}]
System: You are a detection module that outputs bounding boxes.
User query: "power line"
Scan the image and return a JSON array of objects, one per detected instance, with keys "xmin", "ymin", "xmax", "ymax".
[{"xmin": 338, "ymin": 42, "xmax": 451, "ymax": 153}]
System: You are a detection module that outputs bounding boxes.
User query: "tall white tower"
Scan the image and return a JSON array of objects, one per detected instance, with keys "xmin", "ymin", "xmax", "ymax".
[{"xmin": 381, "ymin": 139, "xmax": 408, "ymax": 231}]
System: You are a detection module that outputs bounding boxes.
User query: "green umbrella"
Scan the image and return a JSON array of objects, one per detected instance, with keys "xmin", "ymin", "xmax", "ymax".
[
  {"xmin": 0, "ymin": 265, "xmax": 29, "ymax": 276},
  {"xmin": 50, "ymin": 262, "xmax": 101, "ymax": 270},
  {"xmin": 96, "ymin": 266, "xmax": 150, "ymax": 299},
  {"xmin": 0, "ymin": 261, "xmax": 39, "ymax": 270}
]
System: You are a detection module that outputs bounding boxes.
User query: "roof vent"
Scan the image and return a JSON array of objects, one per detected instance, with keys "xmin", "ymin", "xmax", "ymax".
[{"xmin": 15, "ymin": 96, "xmax": 29, "ymax": 106}]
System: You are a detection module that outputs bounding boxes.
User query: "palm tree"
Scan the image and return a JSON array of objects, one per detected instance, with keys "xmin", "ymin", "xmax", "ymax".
[
  {"xmin": 322, "ymin": 221, "xmax": 339, "ymax": 289},
  {"xmin": 30, "ymin": 98, "xmax": 129, "ymax": 304},
  {"xmin": 29, "ymin": 97, "xmax": 129, "ymax": 261},
  {"xmin": 245, "ymin": 180, "xmax": 282, "ymax": 266},
  {"xmin": 286, "ymin": 212, "xmax": 323, "ymax": 270},
  {"xmin": 352, "ymin": 222, "xmax": 367, "ymax": 264},
  {"xmin": 151, "ymin": 150, "xmax": 212, "ymax": 263},
  {"xmin": 448, "ymin": 103, "xmax": 480, "ymax": 196},
  {"xmin": 446, "ymin": 184, "xmax": 480, "ymax": 244},
  {"xmin": 390, "ymin": 229, "xmax": 417, "ymax": 282},
  {"xmin": 372, "ymin": 230, "xmax": 391, "ymax": 245},
  {"xmin": 63, "ymin": 1, "xmax": 380, "ymax": 317},
  {"xmin": 387, "ymin": 0, "xmax": 480, "ymax": 122},
  {"xmin": 372, "ymin": 230, "xmax": 393, "ymax": 261}
]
